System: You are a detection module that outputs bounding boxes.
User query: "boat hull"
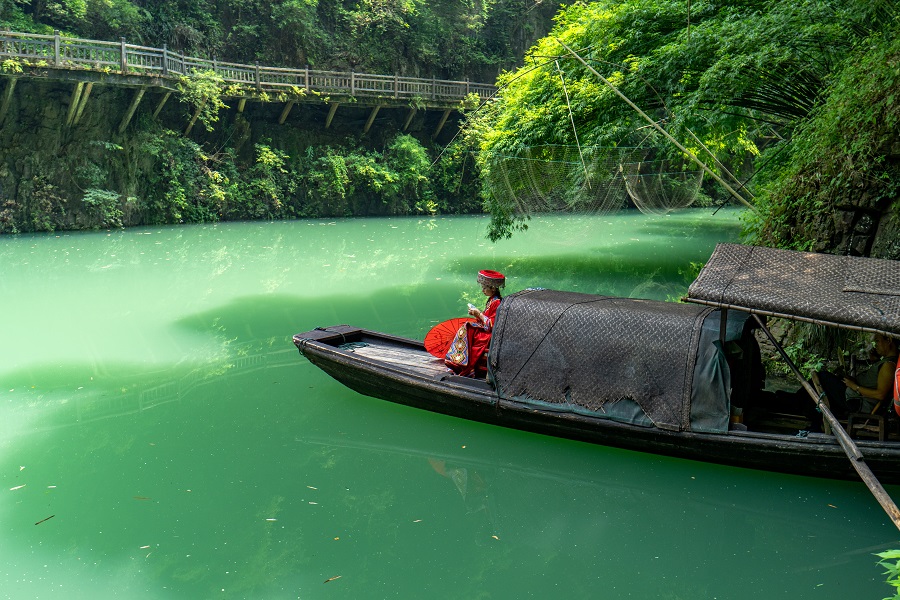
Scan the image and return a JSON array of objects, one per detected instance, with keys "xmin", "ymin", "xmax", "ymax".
[{"xmin": 295, "ymin": 327, "xmax": 900, "ymax": 484}]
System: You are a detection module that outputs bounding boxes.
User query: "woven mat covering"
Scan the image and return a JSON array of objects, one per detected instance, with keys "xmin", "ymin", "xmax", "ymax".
[
  {"xmin": 489, "ymin": 289, "xmax": 713, "ymax": 431},
  {"xmin": 687, "ymin": 244, "xmax": 900, "ymax": 336}
]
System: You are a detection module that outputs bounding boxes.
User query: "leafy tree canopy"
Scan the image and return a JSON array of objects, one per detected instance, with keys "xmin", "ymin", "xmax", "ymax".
[{"xmin": 469, "ymin": 0, "xmax": 900, "ymax": 243}]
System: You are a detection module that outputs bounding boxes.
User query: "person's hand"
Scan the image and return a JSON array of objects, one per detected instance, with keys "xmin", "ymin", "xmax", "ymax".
[
  {"xmin": 469, "ymin": 307, "xmax": 482, "ymax": 318},
  {"xmin": 843, "ymin": 376, "xmax": 860, "ymax": 393}
]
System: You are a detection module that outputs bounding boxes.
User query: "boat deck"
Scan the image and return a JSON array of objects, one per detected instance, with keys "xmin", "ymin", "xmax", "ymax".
[{"xmin": 338, "ymin": 337, "xmax": 450, "ymax": 378}]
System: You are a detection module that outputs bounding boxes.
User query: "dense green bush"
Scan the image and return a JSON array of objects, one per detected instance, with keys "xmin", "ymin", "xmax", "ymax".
[
  {"xmin": 465, "ymin": 0, "xmax": 900, "ymax": 247},
  {"xmin": 0, "ymin": 125, "xmax": 475, "ymax": 231}
]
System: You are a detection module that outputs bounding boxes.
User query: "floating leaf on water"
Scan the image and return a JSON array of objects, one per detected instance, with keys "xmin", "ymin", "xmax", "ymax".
[
  {"xmin": 309, "ymin": 501, "xmax": 318, "ymax": 505},
  {"xmin": 827, "ymin": 504, "xmax": 837, "ymax": 508},
  {"xmin": 10, "ymin": 485, "xmax": 25, "ymax": 491},
  {"xmin": 491, "ymin": 535, "xmax": 499, "ymax": 540},
  {"xmin": 413, "ymin": 519, "xmax": 422, "ymax": 523},
  {"xmin": 34, "ymin": 515, "xmax": 54, "ymax": 525},
  {"xmin": 307, "ymin": 486, "xmax": 317, "ymax": 490},
  {"xmin": 133, "ymin": 496, "xmax": 151, "ymax": 501},
  {"xmin": 140, "ymin": 545, "xmax": 150, "ymax": 549},
  {"xmin": 266, "ymin": 518, "xmax": 277, "ymax": 521},
  {"xmin": 324, "ymin": 576, "xmax": 342, "ymax": 583}
]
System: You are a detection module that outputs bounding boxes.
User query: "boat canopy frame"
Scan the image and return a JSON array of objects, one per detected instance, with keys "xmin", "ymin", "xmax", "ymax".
[
  {"xmin": 685, "ymin": 243, "xmax": 900, "ymax": 337},
  {"xmin": 686, "ymin": 243, "xmax": 900, "ymax": 530}
]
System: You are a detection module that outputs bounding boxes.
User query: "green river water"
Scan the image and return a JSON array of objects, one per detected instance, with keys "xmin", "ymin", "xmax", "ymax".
[{"xmin": 1, "ymin": 210, "xmax": 897, "ymax": 599}]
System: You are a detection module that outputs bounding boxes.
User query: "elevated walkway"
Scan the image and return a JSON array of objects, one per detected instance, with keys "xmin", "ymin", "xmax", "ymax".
[{"xmin": 0, "ymin": 30, "xmax": 496, "ymax": 137}]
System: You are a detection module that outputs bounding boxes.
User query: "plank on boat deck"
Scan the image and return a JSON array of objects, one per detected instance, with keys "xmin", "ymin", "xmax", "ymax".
[{"xmin": 342, "ymin": 339, "xmax": 448, "ymax": 377}]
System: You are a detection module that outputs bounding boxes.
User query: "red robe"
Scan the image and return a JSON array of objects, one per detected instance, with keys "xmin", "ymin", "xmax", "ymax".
[{"xmin": 444, "ymin": 295, "xmax": 501, "ymax": 377}]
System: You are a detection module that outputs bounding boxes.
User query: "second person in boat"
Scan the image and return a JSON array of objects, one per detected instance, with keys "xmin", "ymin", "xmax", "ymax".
[{"xmin": 444, "ymin": 270, "xmax": 505, "ymax": 378}]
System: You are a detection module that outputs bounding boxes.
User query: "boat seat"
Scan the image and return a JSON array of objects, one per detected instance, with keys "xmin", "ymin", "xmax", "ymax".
[
  {"xmin": 846, "ymin": 396, "xmax": 900, "ymax": 441},
  {"xmin": 847, "ymin": 412, "xmax": 887, "ymax": 441}
]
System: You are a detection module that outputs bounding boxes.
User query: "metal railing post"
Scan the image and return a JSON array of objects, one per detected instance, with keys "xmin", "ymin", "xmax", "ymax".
[
  {"xmin": 351, "ymin": 71, "xmax": 355, "ymax": 95},
  {"xmin": 431, "ymin": 77, "xmax": 436, "ymax": 100},
  {"xmin": 161, "ymin": 44, "xmax": 168, "ymax": 76},
  {"xmin": 54, "ymin": 30, "xmax": 60, "ymax": 67},
  {"xmin": 120, "ymin": 37, "xmax": 127, "ymax": 73},
  {"xmin": 255, "ymin": 61, "xmax": 261, "ymax": 90}
]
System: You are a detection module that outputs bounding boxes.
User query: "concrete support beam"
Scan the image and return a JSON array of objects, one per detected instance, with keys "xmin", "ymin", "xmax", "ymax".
[
  {"xmin": 237, "ymin": 98, "xmax": 247, "ymax": 113},
  {"xmin": 278, "ymin": 100, "xmax": 295, "ymax": 125},
  {"xmin": 324, "ymin": 102, "xmax": 340, "ymax": 129},
  {"xmin": 152, "ymin": 91, "xmax": 171, "ymax": 118},
  {"xmin": 431, "ymin": 109, "xmax": 451, "ymax": 140},
  {"xmin": 65, "ymin": 82, "xmax": 84, "ymax": 127},
  {"xmin": 73, "ymin": 82, "xmax": 93, "ymax": 125},
  {"xmin": 184, "ymin": 99, "xmax": 207, "ymax": 136},
  {"xmin": 363, "ymin": 105, "xmax": 382, "ymax": 134},
  {"xmin": 118, "ymin": 87, "xmax": 145, "ymax": 133},
  {"xmin": 0, "ymin": 78, "xmax": 17, "ymax": 126},
  {"xmin": 402, "ymin": 107, "xmax": 416, "ymax": 132}
]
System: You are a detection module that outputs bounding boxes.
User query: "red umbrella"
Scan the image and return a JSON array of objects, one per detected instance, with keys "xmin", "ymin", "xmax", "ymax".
[{"xmin": 424, "ymin": 317, "xmax": 475, "ymax": 358}]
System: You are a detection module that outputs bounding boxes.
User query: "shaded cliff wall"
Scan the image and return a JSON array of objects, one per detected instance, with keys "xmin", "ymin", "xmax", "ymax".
[{"xmin": 0, "ymin": 73, "xmax": 479, "ymax": 232}]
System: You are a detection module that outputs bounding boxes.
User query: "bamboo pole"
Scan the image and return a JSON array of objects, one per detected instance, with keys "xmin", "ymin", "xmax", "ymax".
[
  {"xmin": 753, "ymin": 314, "xmax": 900, "ymax": 531},
  {"xmin": 555, "ymin": 38, "xmax": 755, "ymax": 211}
]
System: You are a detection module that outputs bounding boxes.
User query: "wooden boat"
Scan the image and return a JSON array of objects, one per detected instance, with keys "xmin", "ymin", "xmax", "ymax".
[{"xmin": 293, "ymin": 244, "xmax": 900, "ymax": 483}]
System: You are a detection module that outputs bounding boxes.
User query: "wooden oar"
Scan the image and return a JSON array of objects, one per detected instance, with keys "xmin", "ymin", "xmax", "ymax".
[{"xmin": 753, "ymin": 315, "xmax": 900, "ymax": 531}]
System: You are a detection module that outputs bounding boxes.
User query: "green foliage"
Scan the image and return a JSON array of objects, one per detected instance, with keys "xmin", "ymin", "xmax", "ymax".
[
  {"xmin": 1, "ymin": 58, "xmax": 23, "ymax": 74},
  {"xmin": 21, "ymin": 176, "xmax": 68, "ymax": 232},
  {"xmin": 753, "ymin": 30, "xmax": 900, "ymax": 250},
  {"xmin": 138, "ymin": 128, "xmax": 221, "ymax": 224},
  {"xmin": 117, "ymin": 127, "xmax": 476, "ymax": 227},
  {"xmin": 241, "ymin": 143, "xmax": 294, "ymax": 218},
  {"xmin": 86, "ymin": 0, "xmax": 149, "ymax": 41},
  {"xmin": 877, "ymin": 549, "xmax": 900, "ymax": 600},
  {"xmin": 81, "ymin": 188, "xmax": 124, "ymax": 228},
  {"xmin": 469, "ymin": 0, "xmax": 900, "ymax": 244},
  {"xmin": 177, "ymin": 69, "xmax": 228, "ymax": 131}
]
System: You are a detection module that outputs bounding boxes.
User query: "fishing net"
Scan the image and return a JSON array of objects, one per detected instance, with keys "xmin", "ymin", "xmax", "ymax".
[
  {"xmin": 485, "ymin": 145, "xmax": 704, "ymax": 217},
  {"xmin": 622, "ymin": 159, "xmax": 705, "ymax": 215}
]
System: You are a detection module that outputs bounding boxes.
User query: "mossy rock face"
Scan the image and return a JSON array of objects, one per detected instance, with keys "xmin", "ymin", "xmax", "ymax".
[{"xmin": 872, "ymin": 204, "xmax": 900, "ymax": 261}]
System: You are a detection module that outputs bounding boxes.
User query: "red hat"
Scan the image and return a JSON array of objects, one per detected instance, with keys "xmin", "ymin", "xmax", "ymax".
[{"xmin": 477, "ymin": 269, "xmax": 505, "ymax": 288}]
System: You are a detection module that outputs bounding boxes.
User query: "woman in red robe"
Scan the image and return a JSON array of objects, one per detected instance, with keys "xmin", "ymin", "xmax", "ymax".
[{"xmin": 444, "ymin": 270, "xmax": 505, "ymax": 378}]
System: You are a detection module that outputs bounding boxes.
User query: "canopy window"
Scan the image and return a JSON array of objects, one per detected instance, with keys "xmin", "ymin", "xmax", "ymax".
[{"xmin": 685, "ymin": 243, "xmax": 900, "ymax": 337}]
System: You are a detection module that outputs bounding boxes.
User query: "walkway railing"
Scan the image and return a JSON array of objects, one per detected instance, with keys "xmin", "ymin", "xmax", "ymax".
[{"xmin": 0, "ymin": 30, "xmax": 496, "ymax": 102}]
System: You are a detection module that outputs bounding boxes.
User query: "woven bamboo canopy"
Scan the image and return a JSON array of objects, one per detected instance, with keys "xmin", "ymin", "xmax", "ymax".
[{"xmin": 686, "ymin": 243, "xmax": 900, "ymax": 337}]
